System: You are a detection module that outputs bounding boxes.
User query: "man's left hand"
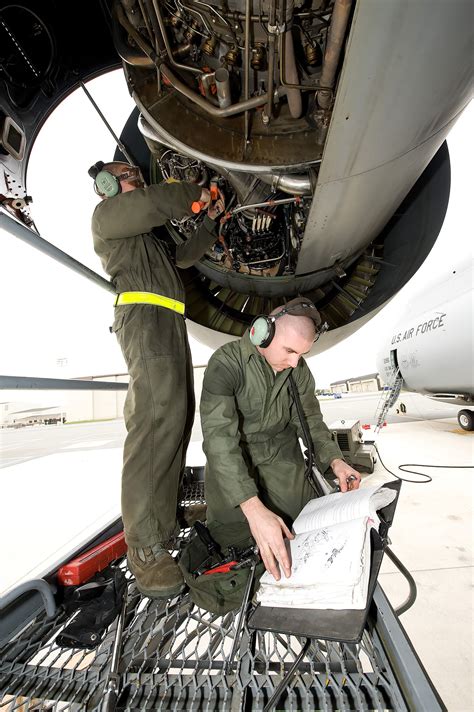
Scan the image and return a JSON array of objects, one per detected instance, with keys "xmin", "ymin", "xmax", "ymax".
[
  {"xmin": 207, "ymin": 192, "xmax": 225, "ymax": 220},
  {"xmin": 330, "ymin": 458, "xmax": 361, "ymax": 492}
]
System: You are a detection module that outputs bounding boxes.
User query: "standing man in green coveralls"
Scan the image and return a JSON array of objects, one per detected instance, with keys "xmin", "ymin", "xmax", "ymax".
[
  {"xmin": 90, "ymin": 160, "xmax": 223, "ymax": 598},
  {"xmin": 200, "ymin": 298, "xmax": 361, "ymax": 582}
]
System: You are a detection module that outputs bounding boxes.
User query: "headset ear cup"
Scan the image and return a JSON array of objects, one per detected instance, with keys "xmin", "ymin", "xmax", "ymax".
[
  {"xmin": 250, "ymin": 316, "xmax": 274, "ymax": 347},
  {"xmin": 95, "ymin": 170, "xmax": 121, "ymax": 198},
  {"xmin": 260, "ymin": 319, "xmax": 275, "ymax": 348}
]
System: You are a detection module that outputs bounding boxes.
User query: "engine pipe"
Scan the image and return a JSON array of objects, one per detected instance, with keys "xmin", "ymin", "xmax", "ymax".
[
  {"xmin": 264, "ymin": 0, "xmax": 277, "ymax": 123},
  {"xmin": 116, "ymin": 5, "xmax": 269, "ymax": 118},
  {"xmin": 283, "ymin": 0, "xmax": 302, "ymax": 118},
  {"xmin": 317, "ymin": 0, "xmax": 353, "ymax": 109},
  {"xmin": 151, "ymin": 0, "xmax": 201, "ymax": 75},
  {"xmin": 215, "ymin": 67, "xmax": 231, "ymax": 108},
  {"xmin": 244, "ymin": 0, "xmax": 251, "ymax": 143}
]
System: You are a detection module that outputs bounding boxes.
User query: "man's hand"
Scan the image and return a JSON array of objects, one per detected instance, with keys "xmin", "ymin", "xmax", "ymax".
[
  {"xmin": 207, "ymin": 191, "xmax": 225, "ymax": 220},
  {"xmin": 240, "ymin": 496, "xmax": 294, "ymax": 581},
  {"xmin": 330, "ymin": 458, "xmax": 361, "ymax": 492},
  {"xmin": 199, "ymin": 188, "xmax": 211, "ymax": 209}
]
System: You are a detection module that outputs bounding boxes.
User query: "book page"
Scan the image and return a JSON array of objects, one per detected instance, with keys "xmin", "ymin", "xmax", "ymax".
[
  {"xmin": 257, "ymin": 517, "xmax": 371, "ymax": 609},
  {"xmin": 293, "ymin": 485, "xmax": 396, "ymax": 534}
]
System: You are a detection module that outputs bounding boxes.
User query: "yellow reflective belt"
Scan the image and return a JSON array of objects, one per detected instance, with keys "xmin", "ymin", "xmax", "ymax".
[{"xmin": 114, "ymin": 291, "xmax": 185, "ymax": 315}]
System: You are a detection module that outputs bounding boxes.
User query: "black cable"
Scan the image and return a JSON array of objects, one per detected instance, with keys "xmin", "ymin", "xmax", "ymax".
[{"xmin": 373, "ymin": 442, "xmax": 473, "ymax": 485}]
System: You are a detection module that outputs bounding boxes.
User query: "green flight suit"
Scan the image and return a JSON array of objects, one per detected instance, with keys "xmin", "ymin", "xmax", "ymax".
[
  {"xmin": 92, "ymin": 182, "xmax": 217, "ymax": 548},
  {"xmin": 200, "ymin": 331, "xmax": 344, "ymax": 549}
]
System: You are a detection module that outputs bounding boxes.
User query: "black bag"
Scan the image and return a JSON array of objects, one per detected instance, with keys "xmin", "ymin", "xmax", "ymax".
[
  {"xmin": 56, "ymin": 566, "xmax": 127, "ymax": 649},
  {"xmin": 179, "ymin": 526, "xmax": 265, "ymax": 615}
]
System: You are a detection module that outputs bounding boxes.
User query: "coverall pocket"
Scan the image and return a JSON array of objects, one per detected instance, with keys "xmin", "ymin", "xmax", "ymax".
[
  {"xmin": 110, "ymin": 312, "xmax": 125, "ymax": 333},
  {"xmin": 235, "ymin": 393, "xmax": 263, "ymax": 420}
]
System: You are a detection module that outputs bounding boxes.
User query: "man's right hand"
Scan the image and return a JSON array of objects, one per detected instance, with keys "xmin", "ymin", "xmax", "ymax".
[{"xmin": 240, "ymin": 496, "xmax": 294, "ymax": 581}]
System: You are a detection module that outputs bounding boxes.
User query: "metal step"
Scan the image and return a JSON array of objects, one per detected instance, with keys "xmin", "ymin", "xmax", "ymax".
[{"xmin": 0, "ymin": 477, "xmax": 444, "ymax": 712}]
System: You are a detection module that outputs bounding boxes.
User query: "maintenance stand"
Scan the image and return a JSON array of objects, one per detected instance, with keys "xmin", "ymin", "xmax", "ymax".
[{"xmin": 0, "ymin": 469, "xmax": 445, "ymax": 711}]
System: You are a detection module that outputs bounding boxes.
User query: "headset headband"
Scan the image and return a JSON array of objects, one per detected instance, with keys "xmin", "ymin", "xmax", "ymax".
[{"xmin": 249, "ymin": 300, "xmax": 328, "ymax": 348}]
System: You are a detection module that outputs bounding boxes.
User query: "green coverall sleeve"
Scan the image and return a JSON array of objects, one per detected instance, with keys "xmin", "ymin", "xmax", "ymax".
[
  {"xmin": 175, "ymin": 215, "xmax": 218, "ymax": 268},
  {"xmin": 200, "ymin": 353, "xmax": 259, "ymax": 509},
  {"xmin": 290, "ymin": 363, "xmax": 344, "ymax": 472},
  {"xmin": 91, "ymin": 182, "xmax": 202, "ymax": 240}
]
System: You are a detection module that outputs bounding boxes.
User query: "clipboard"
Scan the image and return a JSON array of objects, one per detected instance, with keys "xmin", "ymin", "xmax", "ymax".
[{"xmin": 247, "ymin": 480, "xmax": 401, "ymax": 643}]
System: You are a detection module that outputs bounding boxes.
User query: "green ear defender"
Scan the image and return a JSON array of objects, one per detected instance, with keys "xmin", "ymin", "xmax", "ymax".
[
  {"xmin": 249, "ymin": 315, "xmax": 276, "ymax": 348},
  {"xmin": 249, "ymin": 299, "xmax": 326, "ymax": 348},
  {"xmin": 94, "ymin": 170, "xmax": 121, "ymax": 198},
  {"xmin": 88, "ymin": 160, "xmax": 143, "ymax": 199}
]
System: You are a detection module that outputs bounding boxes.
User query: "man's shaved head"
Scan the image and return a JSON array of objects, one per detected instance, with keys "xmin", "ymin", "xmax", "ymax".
[
  {"xmin": 258, "ymin": 307, "xmax": 316, "ymax": 372},
  {"xmin": 270, "ymin": 308, "xmax": 317, "ymax": 343}
]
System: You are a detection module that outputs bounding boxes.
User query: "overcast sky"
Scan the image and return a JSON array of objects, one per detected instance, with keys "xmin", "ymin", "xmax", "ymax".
[{"xmin": 0, "ymin": 70, "xmax": 471, "ymax": 400}]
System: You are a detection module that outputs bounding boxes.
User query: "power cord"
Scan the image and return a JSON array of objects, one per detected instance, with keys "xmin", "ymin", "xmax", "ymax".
[{"xmin": 372, "ymin": 442, "xmax": 473, "ymax": 484}]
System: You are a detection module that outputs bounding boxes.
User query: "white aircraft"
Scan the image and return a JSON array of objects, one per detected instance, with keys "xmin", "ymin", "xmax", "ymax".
[
  {"xmin": 376, "ymin": 260, "xmax": 474, "ymax": 430},
  {"xmin": 0, "ymin": 0, "xmax": 472, "ymax": 353}
]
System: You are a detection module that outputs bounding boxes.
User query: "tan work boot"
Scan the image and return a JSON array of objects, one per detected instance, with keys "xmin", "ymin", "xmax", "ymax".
[
  {"xmin": 127, "ymin": 544, "xmax": 184, "ymax": 599},
  {"xmin": 177, "ymin": 503, "xmax": 207, "ymax": 529}
]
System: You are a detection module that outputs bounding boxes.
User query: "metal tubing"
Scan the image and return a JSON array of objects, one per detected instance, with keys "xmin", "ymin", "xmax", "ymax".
[
  {"xmin": 260, "ymin": 172, "xmax": 312, "ymax": 195},
  {"xmin": 115, "ymin": 4, "xmax": 161, "ymax": 65},
  {"xmin": 142, "ymin": 0, "xmax": 165, "ymax": 94},
  {"xmin": 178, "ymin": 0, "xmax": 213, "ymax": 36},
  {"xmin": 80, "ymin": 82, "xmax": 138, "ymax": 167},
  {"xmin": 111, "ymin": 4, "xmax": 154, "ymax": 67},
  {"xmin": 101, "ymin": 592, "xmax": 128, "ymax": 712},
  {"xmin": 0, "ymin": 375, "xmax": 128, "ymax": 391},
  {"xmin": 117, "ymin": 5, "xmax": 267, "ymax": 118},
  {"xmin": 265, "ymin": 0, "xmax": 277, "ymax": 121},
  {"xmin": 151, "ymin": 0, "xmax": 202, "ymax": 75},
  {"xmin": 263, "ymin": 638, "xmax": 311, "ymax": 712},
  {"xmin": 137, "ymin": 0, "xmax": 154, "ymax": 43},
  {"xmin": 225, "ymin": 557, "xmax": 258, "ymax": 673},
  {"xmin": 230, "ymin": 196, "xmax": 302, "ymax": 215},
  {"xmin": 283, "ymin": 0, "xmax": 302, "ymax": 118},
  {"xmin": 160, "ymin": 64, "xmax": 268, "ymax": 118},
  {"xmin": 0, "ymin": 211, "xmax": 115, "ymax": 293},
  {"xmin": 278, "ymin": 31, "xmax": 334, "ymax": 91},
  {"xmin": 244, "ymin": 0, "xmax": 251, "ymax": 143},
  {"xmin": 138, "ymin": 113, "xmax": 316, "ymax": 174},
  {"xmin": 284, "ymin": 31, "xmax": 302, "ymax": 118},
  {"xmin": 215, "ymin": 68, "xmax": 231, "ymax": 108},
  {"xmin": 317, "ymin": 0, "xmax": 353, "ymax": 109}
]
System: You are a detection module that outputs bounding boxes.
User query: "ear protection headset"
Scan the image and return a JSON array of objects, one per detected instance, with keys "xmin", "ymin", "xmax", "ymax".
[
  {"xmin": 88, "ymin": 161, "xmax": 142, "ymax": 198},
  {"xmin": 249, "ymin": 301, "xmax": 327, "ymax": 348}
]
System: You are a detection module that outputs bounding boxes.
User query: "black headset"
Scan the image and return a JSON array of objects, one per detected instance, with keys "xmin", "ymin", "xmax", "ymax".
[
  {"xmin": 88, "ymin": 161, "xmax": 141, "ymax": 198},
  {"xmin": 249, "ymin": 302, "xmax": 327, "ymax": 348}
]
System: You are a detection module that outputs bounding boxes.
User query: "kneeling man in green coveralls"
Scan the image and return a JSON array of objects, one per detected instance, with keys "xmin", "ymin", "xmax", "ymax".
[
  {"xmin": 200, "ymin": 298, "xmax": 361, "ymax": 582},
  {"xmin": 90, "ymin": 160, "xmax": 223, "ymax": 598}
]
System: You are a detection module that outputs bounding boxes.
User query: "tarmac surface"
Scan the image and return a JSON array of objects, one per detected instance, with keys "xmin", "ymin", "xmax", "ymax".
[
  {"xmin": 0, "ymin": 391, "xmax": 472, "ymax": 710},
  {"xmin": 0, "ymin": 390, "xmax": 460, "ymax": 469}
]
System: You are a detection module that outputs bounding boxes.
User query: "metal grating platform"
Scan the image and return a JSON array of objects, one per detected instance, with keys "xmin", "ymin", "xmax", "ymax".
[{"xmin": 0, "ymin": 479, "xmax": 444, "ymax": 711}]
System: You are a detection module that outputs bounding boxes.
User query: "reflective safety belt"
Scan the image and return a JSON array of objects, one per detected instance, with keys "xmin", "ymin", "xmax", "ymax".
[{"xmin": 114, "ymin": 291, "xmax": 185, "ymax": 315}]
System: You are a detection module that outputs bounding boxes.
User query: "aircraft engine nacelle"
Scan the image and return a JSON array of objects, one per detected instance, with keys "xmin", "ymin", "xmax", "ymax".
[
  {"xmin": 0, "ymin": 0, "xmax": 472, "ymax": 352},
  {"xmin": 113, "ymin": 0, "xmax": 472, "ymax": 344}
]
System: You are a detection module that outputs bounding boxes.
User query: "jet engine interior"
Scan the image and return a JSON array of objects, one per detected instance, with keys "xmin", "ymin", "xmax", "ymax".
[{"xmin": 0, "ymin": 0, "xmax": 472, "ymax": 346}]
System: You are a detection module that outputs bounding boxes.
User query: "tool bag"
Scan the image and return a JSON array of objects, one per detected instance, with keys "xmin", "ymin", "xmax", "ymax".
[
  {"xmin": 56, "ymin": 566, "xmax": 127, "ymax": 649},
  {"xmin": 179, "ymin": 524, "xmax": 265, "ymax": 615}
]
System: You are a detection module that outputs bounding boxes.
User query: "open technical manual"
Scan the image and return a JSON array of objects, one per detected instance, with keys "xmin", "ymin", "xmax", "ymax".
[{"xmin": 256, "ymin": 485, "xmax": 397, "ymax": 610}]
